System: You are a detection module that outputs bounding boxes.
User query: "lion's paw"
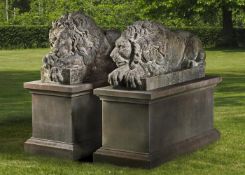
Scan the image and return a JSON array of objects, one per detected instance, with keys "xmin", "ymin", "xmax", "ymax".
[
  {"xmin": 108, "ymin": 65, "xmax": 129, "ymax": 86},
  {"xmin": 125, "ymin": 68, "xmax": 145, "ymax": 88},
  {"xmin": 50, "ymin": 67, "xmax": 64, "ymax": 83}
]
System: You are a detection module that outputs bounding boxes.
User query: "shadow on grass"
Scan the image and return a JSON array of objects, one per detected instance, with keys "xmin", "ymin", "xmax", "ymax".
[
  {"xmin": 215, "ymin": 96, "xmax": 245, "ymax": 107},
  {"xmin": 0, "ymin": 68, "xmax": 39, "ymax": 98},
  {"xmin": 0, "ymin": 70, "xmax": 39, "ymax": 154},
  {"xmin": 0, "ymin": 70, "xmax": 39, "ymax": 100},
  {"xmin": 0, "ymin": 117, "xmax": 31, "ymax": 154},
  {"xmin": 207, "ymin": 73, "xmax": 245, "ymax": 107}
]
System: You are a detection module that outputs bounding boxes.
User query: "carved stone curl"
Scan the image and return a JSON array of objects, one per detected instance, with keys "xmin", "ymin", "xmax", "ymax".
[
  {"xmin": 41, "ymin": 12, "xmax": 119, "ymax": 84},
  {"xmin": 108, "ymin": 21, "xmax": 206, "ymax": 89}
]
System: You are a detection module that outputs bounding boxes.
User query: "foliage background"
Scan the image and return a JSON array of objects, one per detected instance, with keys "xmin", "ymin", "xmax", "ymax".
[
  {"xmin": 0, "ymin": 0, "xmax": 244, "ymax": 48},
  {"xmin": 1, "ymin": 0, "xmax": 244, "ymax": 28}
]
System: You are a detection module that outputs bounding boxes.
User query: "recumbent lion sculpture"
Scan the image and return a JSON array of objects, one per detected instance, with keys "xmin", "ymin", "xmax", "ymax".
[
  {"xmin": 41, "ymin": 11, "xmax": 120, "ymax": 84},
  {"xmin": 108, "ymin": 21, "xmax": 206, "ymax": 89}
]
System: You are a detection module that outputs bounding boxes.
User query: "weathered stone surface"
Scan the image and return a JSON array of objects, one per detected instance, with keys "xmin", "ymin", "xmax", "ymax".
[
  {"xmin": 108, "ymin": 21, "xmax": 206, "ymax": 89},
  {"xmin": 41, "ymin": 11, "xmax": 120, "ymax": 85},
  {"xmin": 24, "ymin": 81, "xmax": 103, "ymax": 160},
  {"xmin": 93, "ymin": 76, "xmax": 222, "ymax": 168},
  {"xmin": 142, "ymin": 66, "xmax": 205, "ymax": 90}
]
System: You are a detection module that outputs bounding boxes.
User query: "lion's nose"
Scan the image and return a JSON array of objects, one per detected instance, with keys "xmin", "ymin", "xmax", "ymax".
[
  {"xmin": 110, "ymin": 48, "xmax": 116, "ymax": 58},
  {"xmin": 129, "ymin": 61, "xmax": 138, "ymax": 70}
]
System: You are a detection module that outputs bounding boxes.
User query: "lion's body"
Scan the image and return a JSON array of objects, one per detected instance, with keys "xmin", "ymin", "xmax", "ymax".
[{"xmin": 108, "ymin": 21, "xmax": 205, "ymax": 88}]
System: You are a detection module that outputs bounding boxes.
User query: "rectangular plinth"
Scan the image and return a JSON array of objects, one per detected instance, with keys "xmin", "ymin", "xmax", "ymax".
[
  {"xmin": 24, "ymin": 81, "xmax": 104, "ymax": 160},
  {"xmin": 93, "ymin": 76, "xmax": 222, "ymax": 168}
]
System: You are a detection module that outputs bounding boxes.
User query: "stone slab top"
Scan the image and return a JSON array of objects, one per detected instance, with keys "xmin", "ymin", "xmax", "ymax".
[
  {"xmin": 94, "ymin": 76, "xmax": 222, "ymax": 100},
  {"xmin": 142, "ymin": 66, "xmax": 205, "ymax": 90},
  {"xmin": 24, "ymin": 80, "xmax": 108, "ymax": 93}
]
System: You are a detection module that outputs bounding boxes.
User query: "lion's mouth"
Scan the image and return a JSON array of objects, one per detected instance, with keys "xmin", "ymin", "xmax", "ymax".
[
  {"xmin": 114, "ymin": 55, "xmax": 129, "ymax": 67},
  {"xmin": 116, "ymin": 61, "xmax": 127, "ymax": 67}
]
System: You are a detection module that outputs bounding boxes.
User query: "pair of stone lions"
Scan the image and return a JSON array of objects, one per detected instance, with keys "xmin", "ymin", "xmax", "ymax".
[{"xmin": 41, "ymin": 12, "xmax": 205, "ymax": 88}]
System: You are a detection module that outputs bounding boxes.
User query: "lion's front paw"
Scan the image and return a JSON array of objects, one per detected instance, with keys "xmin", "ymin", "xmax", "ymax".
[
  {"xmin": 108, "ymin": 65, "xmax": 129, "ymax": 86},
  {"xmin": 50, "ymin": 67, "xmax": 64, "ymax": 83},
  {"xmin": 125, "ymin": 68, "xmax": 145, "ymax": 88}
]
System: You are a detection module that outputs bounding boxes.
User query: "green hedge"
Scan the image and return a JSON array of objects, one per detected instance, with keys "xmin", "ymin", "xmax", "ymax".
[
  {"xmin": 236, "ymin": 28, "xmax": 245, "ymax": 47},
  {"xmin": 172, "ymin": 27, "xmax": 223, "ymax": 48},
  {"xmin": 179, "ymin": 27, "xmax": 245, "ymax": 48},
  {"xmin": 0, "ymin": 25, "xmax": 50, "ymax": 49},
  {"xmin": 0, "ymin": 25, "xmax": 244, "ymax": 49}
]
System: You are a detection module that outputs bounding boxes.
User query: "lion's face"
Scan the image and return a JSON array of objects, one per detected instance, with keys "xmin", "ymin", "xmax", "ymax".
[
  {"xmin": 110, "ymin": 37, "xmax": 132, "ymax": 67},
  {"xmin": 50, "ymin": 27, "xmax": 73, "ymax": 57}
]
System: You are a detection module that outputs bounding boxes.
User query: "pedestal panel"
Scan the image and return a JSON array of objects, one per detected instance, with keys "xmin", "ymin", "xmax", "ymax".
[
  {"xmin": 93, "ymin": 76, "xmax": 222, "ymax": 168},
  {"xmin": 24, "ymin": 81, "xmax": 103, "ymax": 160}
]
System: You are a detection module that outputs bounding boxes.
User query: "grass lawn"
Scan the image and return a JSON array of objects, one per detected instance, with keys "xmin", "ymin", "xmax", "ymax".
[{"xmin": 0, "ymin": 48, "xmax": 244, "ymax": 175}]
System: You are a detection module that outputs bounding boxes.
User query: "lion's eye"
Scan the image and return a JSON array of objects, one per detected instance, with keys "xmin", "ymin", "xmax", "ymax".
[{"xmin": 118, "ymin": 45, "xmax": 125, "ymax": 49}]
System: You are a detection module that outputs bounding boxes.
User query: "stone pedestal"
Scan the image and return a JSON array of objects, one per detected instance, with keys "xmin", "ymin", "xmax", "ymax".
[
  {"xmin": 93, "ymin": 76, "xmax": 222, "ymax": 168},
  {"xmin": 24, "ymin": 81, "xmax": 105, "ymax": 160}
]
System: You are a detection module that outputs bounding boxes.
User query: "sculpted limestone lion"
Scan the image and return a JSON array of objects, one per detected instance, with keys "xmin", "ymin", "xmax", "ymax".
[
  {"xmin": 41, "ymin": 12, "xmax": 119, "ymax": 84},
  {"xmin": 108, "ymin": 21, "xmax": 205, "ymax": 88}
]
